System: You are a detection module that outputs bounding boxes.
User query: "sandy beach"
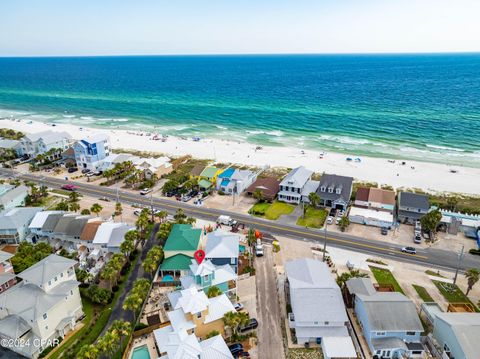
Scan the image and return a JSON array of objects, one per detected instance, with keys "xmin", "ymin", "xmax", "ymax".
[{"xmin": 2, "ymin": 118, "xmax": 479, "ymax": 195}]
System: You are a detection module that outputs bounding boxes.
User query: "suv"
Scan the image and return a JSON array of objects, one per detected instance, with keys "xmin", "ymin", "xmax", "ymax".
[
  {"xmin": 414, "ymin": 233, "xmax": 422, "ymax": 244},
  {"xmin": 381, "ymin": 227, "xmax": 388, "ymax": 235},
  {"xmin": 67, "ymin": 167, "xmax": 78, "ymax": 173},
  {"xmin": 239, "ymin": 318, "xmax": 258, "ymax": 333},
  {"xmin": 401, "ymin": 246, "xmax": 417, "ymax": 255},
  {"xmin": 228, "ymin": 344, "xmax": 243, "ymax": 356},
  {"xmin": 140, "ymin": 188, "xmax": 152, "ymax": 195}
]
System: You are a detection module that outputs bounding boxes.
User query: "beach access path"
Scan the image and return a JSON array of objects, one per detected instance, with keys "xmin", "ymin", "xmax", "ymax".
[{"xmin": 3, "ymin": 168, "xmax": 479, "ymax": 273}]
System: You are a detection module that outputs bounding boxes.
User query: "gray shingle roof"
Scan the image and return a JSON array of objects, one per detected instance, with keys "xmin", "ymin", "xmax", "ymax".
[
  {"xmin": 398, "ymin": 192, "xmax": 429, "ymax": 210},
  {"xmin": 357, "ymin": 291, "xmax": 423, "ymax": 332},
  {"xmin": 41, "ymin": 213, "xmax": 65, "ymax": 232},
  {"xmin": 346, "ymin": 277, "xmax": 376, "ymax": 296},
  {"xmin": 52, "ymin": 214, "xmax": 77, "ymax": 234},
  {"xmin": 280, "ymin": 166, "xmax": 313, "ymax": 188},
  {"xmin": 64, "ymin": 216, "xmax": 91, "ymax": 237},
  {"xmin": 317, "ymin": 174, "xmax": 353, "ymax": 202},
  {"xmin": 0, "ymin": 315, "xmax": 31, "ymax": 340}
]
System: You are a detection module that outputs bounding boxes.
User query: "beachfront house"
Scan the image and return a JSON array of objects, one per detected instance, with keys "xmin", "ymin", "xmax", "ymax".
[
  {"xmin": 0, "ymin": 138, "xmax": 20, "ymax": 158},
  {"xmin": 205, "ymin": 230, "xmax": 240, "ymax": 272},
  {"xmin": 353, "ymin": 283, "xmax": 424, "ymax": 358},
  {"xmin": 278, "ymin": 166, "xmax": 314, "ymax": 204},
  {"xmin": 180, "ymin": 259, "xmax": 237, "ymax": 298},
  {"xmin": 216, "ymin": 168, "xmax": 257, "ymax": 195},
  {"xmin": 0, "ymin": 255, "xmax": 84, "ymax": 359},
  {"xmin": 354, "ymin": 187, "xmax": 396, "ymax": 213},
  {"xmin": 160, "ymin": 224, "xmax": 202, "ymax": 277},
  {"xmin": 0, "ymin": 251, "xmax": 16, "ymax": 293},
  {"xmin": 153, "ymin": 326, "xmax": 234, "ymax": 359},
  {"xmin": 198, "ymin": 166, "xmax": 222, "ymax": 191},
  {"xmin": 133, "ymin": 156, "xmax": 172, "ymax": 180},
  {"xmin": 246, "ymin": 176, "xmax": 280, "ymax": 202},
  {"xmin": 100, "ymin": 153, "xmax": 138, "ymax": 171},
  {"xmin": 431, "ymin": 312, "xmax": 480, "ymax": 359},
  {"xmin": 285, "ymin": 258, "xmax": 353, "ymax": 347},
  {"xmin": 0, "ymin": 184, "xmax": 28, "ymax": 211},
  {"xmin": 17, "ymin": 130, "xmax": 72, "ymax": 159},
  {"xmin": 316, "ymin": 174, "xmax": 353, "ymax": 211},
  {"xmin": 397, "ymin": 192, "xmax": 429, "ymax": 224},
  {"xmin": 190, "ymin": 164, "xmax": 206, "ymax": 178},
  {"xmin": 73, "ymin": 133, "xmax": 110, "ymax": 171},
  {"xmin": 166, "ymin": 287, "xmax": 235, "ymax": 338},
  {"xmin": 0, "ymin": 207, "xmax": 44, "ymax": 244},
  {"xmin": 436, "ymin": 208, "xmax": 480, "ymax": 236}
]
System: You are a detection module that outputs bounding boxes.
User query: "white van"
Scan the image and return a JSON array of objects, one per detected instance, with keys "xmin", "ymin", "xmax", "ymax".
[{"xmin": 217, "ymin": 215, "xmax": 237, "ymax": 226}]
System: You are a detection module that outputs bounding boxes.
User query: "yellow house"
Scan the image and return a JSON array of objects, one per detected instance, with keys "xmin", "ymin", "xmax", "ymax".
[{"xmin": 198, "ymin": 166, "xmax": 223, "ymax": 190}]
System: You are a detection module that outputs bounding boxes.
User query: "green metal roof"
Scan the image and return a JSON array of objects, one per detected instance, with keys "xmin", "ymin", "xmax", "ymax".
[
  {"xmin": 198, "ymin": 179, "xmax": 212, "ymax": 189},
  {"xmin": 163, "ymin": 224, "xmax": 201, "ymax": 251},
  {"xmin": 160, "ymin": 254, "xmax": 193, "ymax": 271},
  {"xmin": 199, "ymin": 166, "xmax": 218, "ymax": 179}
]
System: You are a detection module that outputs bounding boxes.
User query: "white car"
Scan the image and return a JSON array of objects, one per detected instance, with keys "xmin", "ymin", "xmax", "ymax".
[
  {"xmin": 255, "ymin": 244, "xmax": 264, "ymax": 257},
  {"xmin": 327, "ymin": 216, "xmax": 334, "ymax": 225},
  {"xmin": 335, "ymin": 216, "xmax": 341, "ymax": 225},
  {"xmin": 140, "ymin": 188, "xmax": 152, "ymax": 195}
]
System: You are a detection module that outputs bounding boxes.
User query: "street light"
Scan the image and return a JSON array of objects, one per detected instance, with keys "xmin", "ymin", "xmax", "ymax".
[{"xmin": 453, "ymin": 245, "xmax": 465, "ymax": 285}]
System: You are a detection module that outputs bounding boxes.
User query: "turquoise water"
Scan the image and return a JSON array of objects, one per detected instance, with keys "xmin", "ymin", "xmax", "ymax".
[
  {"xmin": 0, "ymin": 54, "xmax": 479, "ymax": 166},
  {"xmin": 162, "ymin": 275, "xmax": 174, "ymax": 282},
  {"xmin": 131, "ymin": 345, "xmax": 151, "ymax": 359}
]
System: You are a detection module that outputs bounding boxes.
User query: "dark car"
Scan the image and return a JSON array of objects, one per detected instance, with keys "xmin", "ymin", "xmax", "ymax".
[
  {"xmin": 67, "ymin": 167, "xmax": 78, "ymax": 173},
  {"xmin": 235, "ymin": 352, "xmax": 250, "ymax": 358},
  {"xmin": 228, "ymin": 343, "xmax": 243, "ymax": 355},
  {"xmin": 329, "ymin": 208, "xmax": 337, "ymax": 217},
  {"xmin": 81, "ymin": 168, "xmax": 91, "ymax": 174},
  {"xmin": 381, "ymin": 227, "xmax": 388, "ymax": 235},
  {"xmin": 239, "ymin": 318, "xmax": 258, "ymax": 333}
]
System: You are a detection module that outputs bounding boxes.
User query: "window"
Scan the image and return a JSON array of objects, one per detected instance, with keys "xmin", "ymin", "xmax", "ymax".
[
  {"xmin": 60, "ymin": 272, "xmax": 64, "ymax": 278},
  {"xmin": 328, "ymin": 188, "xmax": 333, "ymax": 193},
  {"xmin": 196, "ymin": 312, "xmax": 202, "ymax": 319},
  {"xmin": 320, "ymin": 186, "xmax": 326, "ymax": 192},
  {"xmin": 412, "ymin": 351, "xmax": 422, "ymax": 355},
  {"xmin": 54, "ymin": 276, "xmax": 58, "ymax": 282},
  {"xmin": 335, "ymin": 188, "xmax": 341, "ymax": 194},
  {"xmin": 204, "ymin": 275, "xmax": 209, "ymax": 281},
  {"xmin": 313, "ymin": 321, "xmax": 319, "ymax": 325},
  {"xmin": 48, "ymin": 280, "xmax": 51, "ymax": 286},
  {"xmin": 324, "ymin": 321, "xmax": 329, "ymax": 325},
  {"xmin": 43, "ymin": 313, "xmax": 48, "ymax": 320},
  {"xmin": 70, "ymin": 290, "xmax": 73, "ymax": 296},
  {"xmin": 444, "ymin": 343, "xmax": 451, "ymax": 353},
  {"xmin": 406, "ymin": 331, "xmax": 415, "ymax": 336},
  {"xmin": 230, "ymin": 258, "xmax": 235, "ymax": 265}
]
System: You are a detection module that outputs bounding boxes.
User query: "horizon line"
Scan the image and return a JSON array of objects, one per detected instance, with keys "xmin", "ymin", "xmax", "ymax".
[{"xmin": 1, "ymin": 51, "xmax": 480, "ymax": 58}]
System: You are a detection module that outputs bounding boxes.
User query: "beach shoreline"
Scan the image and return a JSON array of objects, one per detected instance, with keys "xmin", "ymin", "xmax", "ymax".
[{"xmin": 1, "ymin": 118, "xmax": 479, "ymax": 195}]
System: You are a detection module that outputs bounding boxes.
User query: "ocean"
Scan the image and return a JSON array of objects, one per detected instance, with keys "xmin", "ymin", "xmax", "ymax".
[{"xmin": 0, "ymin": 54, "xmax": 479, "ymax": 167}]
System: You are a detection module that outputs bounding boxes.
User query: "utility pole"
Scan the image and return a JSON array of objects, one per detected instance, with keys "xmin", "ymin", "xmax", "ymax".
[
  {"xmin": 453, "ymin": 245, "xmax": 465, "ymax": 285},
  {"xmin": 323, "ymin": 221, "xmax": 328, "ymax": 262},
  {"xmin": 150, "ymin": 193, "xmax": 155, "ymax": 223}
]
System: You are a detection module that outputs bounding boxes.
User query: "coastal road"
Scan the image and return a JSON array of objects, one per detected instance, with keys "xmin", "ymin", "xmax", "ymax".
[{"xmin": 2, "ymin": 168, "xmax": 479, "ymax": 272}]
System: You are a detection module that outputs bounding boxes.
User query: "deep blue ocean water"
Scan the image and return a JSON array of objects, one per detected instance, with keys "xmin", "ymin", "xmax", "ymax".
[{"xmin": 0, "ymin": 54, "xmax": 479, "ymax": 166}]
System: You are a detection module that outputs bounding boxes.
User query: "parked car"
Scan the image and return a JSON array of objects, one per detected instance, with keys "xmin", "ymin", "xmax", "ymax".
[
  {"xmin": 93, "ymin": 170, "xmax": 103, "ymax": 176},
  {"xmin": 239, "ymin": 318, "xmax": 258, "ymax": 333},
  {"xmin": 414, "ymin": 234, "xmax": 422, "ymax": 244},
  {"xmin": 381, "ymin": 227, "xmax": 388, "ymax": 235},
  {"xmin": 329, "ymin": 208, "xmax": 337, "ymax": 217},
  {"xmin": 326, "ymin": 216, "xmax": 334, "ymax": 225},
  {"xmin": 234, "ymin": 302, "xmax": 244, "ymax": 311},
  {"xmin": 235, "ymin": 352, "xmax": 250, "ymax": 358},
  {"xmin": 61, "ymin": 184, "xmax": 77, "ymax": 191},
  {"xmin": 164, "ymin": 191, "xmax": 176, "ymax": 197},
  {"xmin": 67, "ymin": 167, "xmax": 78, "ymax": 173},
  {"xmin": 181, "ymin": 194, "xmax": 192, "ymax": 202},
  {"xmin": 140, "ymin": 188, "xmax": 152, "ymax": 195},
  {"xmin": 86, "ymin": 172, "xmax": 95, "ymax": 177},
  {"xmin": 335, "ymin": 216, "xmax": 341, "ymax": 225},
  {"xmin": 228, "ymin": 343, "xmax": 244, "ymax": 356},
  {"xmin": 81, "ymin": 168, "xmax": 91, "ymax": 174},
  {"xmin": 401, "ymin": 246, "xmax": 417, "ymax": 255},
  {"xmin": 255, "ymin": 242, "xmax": 264, "ymax": 257}
]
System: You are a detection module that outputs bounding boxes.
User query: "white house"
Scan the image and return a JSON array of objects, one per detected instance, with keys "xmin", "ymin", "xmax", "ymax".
[
  {"xmin": 92, "ymin": 222, "xmax": 134, "ymax": 253},
  {"xmin": 285, "ymin": 258, "xmax": 353, "ymax": 348},
  {"xmin": 0, "ymin": 255, "xmax": 83, "ymax": 358},
  {"xmin": 0, "ymin": 184, "xmax": 29, "ymax": 211},
  {"xmin": 73, "ymin": 133, "xmax": 110, "ymax": 171},
  {"xmin": 0, "ymin": 207, "xmax": 44, "ymax": 243},
  {"xmin": 205, "ymin": 230, "xmax": 240, "ymax": 272},
  {"xmin": 348, "ymin": 206, "xmax": 394, "ymax": 228},
  {"xmin": 18, "ymin": 130, "xmax": 71, "ymax": 158},
  {"xmin": 133, "ymin": 156, "xmax": 172, "ymax": 180},
  {"xmin": 278, "ymin": 166, "xmax": 314, "ymax": 204}
]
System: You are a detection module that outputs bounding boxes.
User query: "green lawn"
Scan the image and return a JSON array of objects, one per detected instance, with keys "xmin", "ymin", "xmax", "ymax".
[
  {"xmin": 369, "ymin": 266, "xmax": 405, "ymax": 294},
  {"xmin": 412, "ymin": 284, "xmax": 435, "ymax": 302},
  {"xmin": 250, "ymin": 201, "xmax": 295, "ymax": 220},
  {"xmin": 432, "ymin": 280, "xmax": 478, "ymax": 311},
  {"xmin": 296, "ymin": 207, "xmax": 328, "ymax": 228}
]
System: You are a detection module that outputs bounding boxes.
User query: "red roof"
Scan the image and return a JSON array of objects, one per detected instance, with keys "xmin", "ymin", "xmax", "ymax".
[{"xmin": 356, "ymin": 187, "xmax": 370, "ymax": 202}]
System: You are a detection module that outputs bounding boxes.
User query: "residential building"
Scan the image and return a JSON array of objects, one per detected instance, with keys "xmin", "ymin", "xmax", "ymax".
[
  {"xmin": 436, "ymin": 208, "xmax": 480, "ymax": 235},
  {"xmin": 278, "ymin": 166, "xmax": 314, "ymax": 204},
  {"xmin": 73, "ymin": 133, "xmax": 110, "ymax": 171},
  {"xmin": 160, "ymin": 224, "xmax": 202, "ymax": 277},
  {"xmin": 153, "ymin": 326, "xmax": 233, "ymax": 359},
  {"xmin": 301, "ymin": 179, "xmax": 320, "ymax": 203},
  {"xmin": 0, "ymin": 255, "xmax": 83, "ymax": 358},
  {"xmin": 0, "ymin": 138, "xmax": 20, "ymax": 157},
  {"xmin": 285, "ymin": 258, "xmax": 353, "ymax": 346},
  {"xmin": 100, "ymin": 153, "xmax": 137, "ymax": 171},
  {"xmin": 321, "ymin": 336, "xmax": 357, "ymax": 359},
  {"xmin": 91, "ymin": 222, "xmax": 133, "ymax": 253},
  {"xmin": 0, "ymin": 207, "xmax": 43, "ymax": 243},
  {"xmin": 166, "ymin": 287, "xmax": 235, "ymax": 338},
  {"xmin": 348, "ymin": 206, "xmax": 394, "ymax": 228},
  {"xmin": 0, "ymin": 184, "xmax": 28, "ymax": 211},
  {"xmin": 205, "ymin": 230, "xmax": 239, "ymax": 272},
  {"xmin": 198, "ymin": 166, "xmax": 222, "ymax": 190},
  {"xmin": 180, "ymin": 259, "xmax": 237, "ymax": 298},
  {"xmin": 216, "ymin": 168, "xmax": 257, "ymax": 194},
  {"xmin": 316, "ymin": 174, "xmax": 353, "ymax": 210},
  {"xmin": 432, "ymin": 312, "xmax": 480, "ymax": 359},
  {"xmin": 190, "ymin": 164, "xmax": 206, "ymax": 178},
  {"xmin": 133, "ymin": 156, "xmax": 172, "ymax": 180},
  {"xmin": 50, "ymin": 214, "xmax": 92, "ymax": 250},
  {"xmin": 28, "ymin": 211, "xmax": 65, "ymax": 240},
  {"xmin": 354, "ymin": 187, "xmax": 396, "ymax": 213},
  {"xmin": 0, "ymin": 251, "xmax": 16, "ymax": 293},
  {"xmin": 246, "ymin": 176, "xmax": 280, "ymax": 201},
  {"xmin": 397, "ymin": 192, "xmax": 429, "ymax": 224},
  {"xmin": 353, "ymin": 287, "xmax": 424, "ymax": 358},
  {"xmin": 17, "ymin": 130, "xmax": 71, "ymax": 158}
]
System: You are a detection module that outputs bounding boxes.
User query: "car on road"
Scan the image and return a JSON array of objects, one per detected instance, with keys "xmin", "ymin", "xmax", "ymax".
[
  {"xmin": 401, "ymin": 246, "xmax": 417, "ymax": 255},
  {"xmin": 228, "ymin": 343, "xmax": 243, "ymax": 356},
  {"xmin": 67, "ymin": 167, "xmax": 78, "ymax": 173},
  {"xmin": 140, "ymin": 188, "xmax": 152, "ymax": 195},
  {"xmin": 326, "ymin": 216, "xmax": 334, "ymax": 225},
  {"xmin": 381, "ymin": 227, "xmax": 388, "ymax": 235},
  {"xmin": 99, "ymin": 196, "xmax": 110, "ymax": 202},
  {"xmin": 239, "ymin": 318, "xmax": 258, "ymax": 333},
  {"xmin": 61, "ymin": 184, "xmax": 77, "ymax": 191},
  {"xmin": 234, "ymin": 302, "xmax": 244, "ymax": 311},
  {"xmin": 217, "ymin": 215, "xmax": 237, "ymax": 226},
  {"xmin": 255, "ymin": 243, "xmax": 264, "ymax": 257}
]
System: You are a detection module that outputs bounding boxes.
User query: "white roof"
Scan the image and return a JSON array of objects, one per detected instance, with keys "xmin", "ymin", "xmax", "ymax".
[
  {"xmin": 0, "ymin": 251, "xmax": 13, "ymax": 263},
  {"xmin": 28, "ymin": 210, "xmax": 64, "ymax": 229},
  {"xmin": 189, "ymin": 259, "xmax": 216, "ymax": 277},
  {"xmin": 168, "ymin": 309, "xmax": 196, "ymax": 332},
  {"xmin": 154, "ymin": 325, "xmax": 202, "ymax": 359},
  {"xmin": 280, "ymin": 166, "xmax": 313, "ymax": 188},
  {"xmin": 17, "ymin": 254, "xmax": 76, "ymax": 287},
  {"xmin": 79, "ymin": 133, "xmax": 109, "ymax": 144},
  {"xmin": 349, "ymin": 206, "xmax": 394, "ymax": 222},
  {"xmin": 301, "ymin": 180, "xmax": 320, "ymax": 197},
  {"xmin": 199, "ymin": 334, "xmax": 234, "ymax": 359},
  {"xmin": 92, "ymin": 222, "xmax": 124, "ymax": 245},
  {"xmin": 230, "ymin": 169, "xmax": 253, "ymax": 182},
  {"xmin": 174, "ymin": 287, "xmax": 209, "ymax": 315},
  {"xmin": 322, "ymin": 336, "xmax": 357, "ymax": 358},
  {"xmin": 0, "ymin": 207, "xmax": 44, "ymax": 230},
  {"xmin": 24, "ymin": 130, "xmax": 71, "ymax": 144},
  {"xmin": 204, "ymin": 294, "xmax": 235, "ymax": 324},
  {"xmin": 205, "ymin": 230, "xmax": 240, "ymax": 259},
  {"xmin": 0, "ymin": 185, "xmax": 28, "ymax": 206},
  {"xmin": 0, "ymin": 139, "xmax": 20, "ymax": 149}
]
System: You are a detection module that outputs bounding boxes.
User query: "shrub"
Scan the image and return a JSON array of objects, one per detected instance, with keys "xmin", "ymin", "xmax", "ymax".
[
  {"xmin": 134, "ymin": 323, "xmax": 148, "ymax": 331},
  {"xmin": 112, "ymin": 285, "xmax": 119, "ymax": 292},
  {"xmin": 469, "ymin": 249, "xmax": 480, "ymax": 256}
]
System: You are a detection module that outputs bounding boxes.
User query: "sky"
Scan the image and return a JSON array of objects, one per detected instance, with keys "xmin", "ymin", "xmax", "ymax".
[{"xmin": 1, "ymin": 0, "xmax": 479, "ymax": 56}]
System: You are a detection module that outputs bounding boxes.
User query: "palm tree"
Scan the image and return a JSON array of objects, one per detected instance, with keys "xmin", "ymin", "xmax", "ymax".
[
  {"xmin": 90, "ymin": 203, "xmax": 103, "ymax": 217},
  {"xmin": 142, "ymin": 257, "xmax": 157, "ymax": 280},
  {"xmin": 110, "ymin": 320, "xmax": 132, "ymax": 350},
  {"xmin": 308, "ymin": 192, "xmax": 320, "ymax": 207},
  {"xmin": 123, "ymin": 292, "xmax": 143, "ymax": 323},
  {"xmin": 174, "ymin": 208, "xmax": 187, "ymax": 223},
  {"xmin": 252, "ymin": 189, "xmax": 264, "ymax": 202},
  {"xmin": 336, "ymin": 269, "xmax": 369, "ymax": 288},
  {"xmin": 101, "ymin": 266, "xmax": 117, "ymax": 291},
  {"xmin": 77, "ymin": 344, "xmax": 99, "ymax": 359},
  {"xmin": 465, "ymin": 268, "xmax": 480, "ymax": 295},
  {"xmin": 114, "ymin": 202, "xmax": 123, "ymax": 222},
  {"xmin": 69, "ymin": 191, "xmax": 80, "ymax": 203},
  {"xmin": 155, "ymin": 210, "xmax": 168, "ymax": 223},
  {"xmin": 69, "ymin": 202, "xmax": 80, "ymax": 212},
  {"xmin": 120, "ymin": 238, "xmax": 135, "ymax": 260},
  {"xmin": 338, "ymin": 215, "xmax": 350, "ymax": 232},
  {"xmin": 124, "ymin": 230, "xmax": 139, "ymax": 246},
  {"xmin": 136, "ymin": 211, "xmax": 149, "ymax": 242},
  {"xmin": 223, "ymin": 311, "xmax": 250, "ymax": 337},
  {"xmin": 81, "ymin": 209, "xmax": 91, "ymax": 215},
  {"xmin": 207, "ymin": 286, "xmax": 222, "ymax": 298}
]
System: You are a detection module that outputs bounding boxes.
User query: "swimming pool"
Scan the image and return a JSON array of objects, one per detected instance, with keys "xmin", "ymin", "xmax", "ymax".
[
  {"xmin": 239, "ymin": 245, "xmax": 246, "ymax": 253},
  {"xmin": 131, "ymin": 344, "xmax": 151, "ymax": 359},
  {"xmin": 162, "ymin": 274, "xmax": 174, "ymax": 281}
]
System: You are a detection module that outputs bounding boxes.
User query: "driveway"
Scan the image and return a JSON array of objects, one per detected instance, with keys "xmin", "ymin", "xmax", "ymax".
[{"xmin": 255, "ymin": 246, "xmax": 285, "ymax": 359}]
